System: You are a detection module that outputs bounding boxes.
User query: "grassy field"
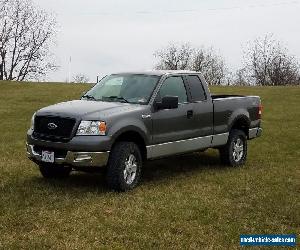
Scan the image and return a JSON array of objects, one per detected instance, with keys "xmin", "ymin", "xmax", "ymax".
[{"xmin": 0, "ymin": 81, "xmax": 299, "ymax": 249}]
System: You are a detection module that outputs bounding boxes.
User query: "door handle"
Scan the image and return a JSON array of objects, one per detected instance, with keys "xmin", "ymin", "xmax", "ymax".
[{"xmin": 187, "ymin": 110, "xmax": 193, "ymax": 119}]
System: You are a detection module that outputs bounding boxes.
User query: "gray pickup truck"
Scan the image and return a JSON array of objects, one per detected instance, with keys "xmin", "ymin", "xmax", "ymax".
[{"xmin": 27, "ymin": 71, "xmax": 262, "ymax": 191}]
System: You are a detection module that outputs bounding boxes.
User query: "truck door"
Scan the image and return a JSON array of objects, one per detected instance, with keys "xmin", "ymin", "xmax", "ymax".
[
  {"xmin": 184, "ymin": 75, "xmax": 214, "ymax": 137},
  {"xmin": 151, "ymin": 76, "xmax": 196, "ymax": 145}
]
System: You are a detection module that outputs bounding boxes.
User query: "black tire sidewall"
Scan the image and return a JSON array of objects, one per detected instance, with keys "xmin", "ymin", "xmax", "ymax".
[{"xmin": 106, "ymin": 141, "xmax": 142, "ymax": 191}]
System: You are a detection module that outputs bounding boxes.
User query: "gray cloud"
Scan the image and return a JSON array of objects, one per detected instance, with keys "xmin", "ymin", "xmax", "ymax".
[{"xmin": 34, "ymin": 0, "xmax": 300, "ymax": 82}]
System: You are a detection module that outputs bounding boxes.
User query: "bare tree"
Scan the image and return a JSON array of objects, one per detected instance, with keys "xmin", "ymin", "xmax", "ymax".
[
  {"xmin": 154, "ymin": 44, "xmax": 227, "ymax": 85},
  {"xmin": 244, "ymin": 34, "xmax": 300, "ymax": 86},
  {"xmin": 0, "ymin": 0, "xmax": 57, "ymax": 81},
  {"xmin": 154, "ymin": 43, "xmax": 193, "ymax": 70},
  {"xmin": 190, "ymin": 47, "xmax": 227, "ymax": 85},
  {"xmin": 73, "ymin": 73, "xmax": 90, "ymax": 83},
  {"xmin": 231, "ymin": 68, "xmax": 250, "ymax": 86}
]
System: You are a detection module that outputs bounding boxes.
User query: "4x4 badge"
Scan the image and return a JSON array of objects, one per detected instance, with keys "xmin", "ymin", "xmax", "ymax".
[{"xmin": 142, "ymin": 114, "xmax": 151, "ymax": 119}]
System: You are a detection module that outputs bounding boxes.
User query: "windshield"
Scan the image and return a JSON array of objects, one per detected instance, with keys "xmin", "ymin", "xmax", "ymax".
[{"xmin": 82, "ymin": 74, "xmax": 160, "ymax": 104}]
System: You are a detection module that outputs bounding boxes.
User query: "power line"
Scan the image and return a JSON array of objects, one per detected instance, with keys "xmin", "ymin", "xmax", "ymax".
[
  {"xmin": 69, "ymin": 0, "xmax": 300, "ymax": 16},
  {"xmin": 206, "ymin": 0, "xmax": 299, "ymax": 12}
]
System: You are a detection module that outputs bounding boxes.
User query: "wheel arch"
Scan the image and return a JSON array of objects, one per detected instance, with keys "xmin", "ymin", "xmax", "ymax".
[
  {"xmin": 111, "ymin": 128, "xmax": 147, "ymax": 161},
  {"xmin": 229, "ymin": 114, "xmax": 251, "ymax": 138}
]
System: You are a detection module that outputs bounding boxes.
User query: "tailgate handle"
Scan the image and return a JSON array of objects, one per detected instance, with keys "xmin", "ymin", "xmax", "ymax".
[{"xmin": 187, "ymin": 110, "xmax": 193, "ymax": 119}]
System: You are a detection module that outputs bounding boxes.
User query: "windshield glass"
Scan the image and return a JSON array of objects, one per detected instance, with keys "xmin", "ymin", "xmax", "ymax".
[{"xmin": 82, "ymin": 74, "xmax": 160, "ymax": 104}]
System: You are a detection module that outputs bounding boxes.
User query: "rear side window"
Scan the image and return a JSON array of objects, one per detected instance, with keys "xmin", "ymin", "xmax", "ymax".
[{"xmin": 186, "ymin": 75, "xmax": 206, "ymax": 102}]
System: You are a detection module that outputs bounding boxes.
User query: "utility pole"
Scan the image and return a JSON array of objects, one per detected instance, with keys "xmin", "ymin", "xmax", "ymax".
[{"xmin": 68, "ymin": 56, "xmax": 72, "ymax": 83}]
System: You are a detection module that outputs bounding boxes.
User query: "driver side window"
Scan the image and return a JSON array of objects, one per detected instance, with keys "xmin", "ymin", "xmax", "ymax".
[{"xmin": 158, "ymin": 76, "xmax": 188, "ymax": 104}]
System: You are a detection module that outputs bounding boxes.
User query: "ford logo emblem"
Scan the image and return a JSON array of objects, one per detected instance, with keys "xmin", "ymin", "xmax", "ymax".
[{"xmin": 48, "ymin": 123, "xmax": 58, "ymax": 130}]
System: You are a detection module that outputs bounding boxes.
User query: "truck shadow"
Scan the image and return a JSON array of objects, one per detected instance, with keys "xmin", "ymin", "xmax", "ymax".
[
  {"xmin": 27, "ymin": 151, "xmax": 225, "ymax": 192},
  {"xmin": 143, "ymin": 152, "xmax": 224, "ymax": 183},
  {"xmin": 29, "ymin": 170, "xmax": 108, "ymax": 192}
]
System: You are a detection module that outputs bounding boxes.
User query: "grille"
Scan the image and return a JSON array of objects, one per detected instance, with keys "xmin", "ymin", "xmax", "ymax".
[{"xmin": 33, "ymin": 116, "xmax": 76, "ymax": 142}]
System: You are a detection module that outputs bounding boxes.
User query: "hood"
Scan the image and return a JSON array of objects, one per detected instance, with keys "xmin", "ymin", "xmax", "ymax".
[{"xmin": 36, "ymin": 100, "xmax": 143, "ymax": 119}]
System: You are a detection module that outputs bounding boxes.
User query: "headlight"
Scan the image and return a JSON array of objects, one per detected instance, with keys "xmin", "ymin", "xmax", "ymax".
[
  {"xmin": 30, "ymin": 112, "xmax": 36, "ymax": 130},
  {"xmin": 76, "ymin": 121, "xmax": 107, "ymax": 136}
]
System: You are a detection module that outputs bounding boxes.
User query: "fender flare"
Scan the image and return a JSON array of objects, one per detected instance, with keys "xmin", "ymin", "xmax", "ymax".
[
  {"xmin": 228, "ymin": 113, "xmax": 251, "ymax": 133},
  {"xmin": 108, "ymin": 119, "xmax": 149, "ymax": 147}
]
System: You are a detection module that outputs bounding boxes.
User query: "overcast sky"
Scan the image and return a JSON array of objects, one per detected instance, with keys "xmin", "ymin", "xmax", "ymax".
[{"xmin": 34, "ymin": 0, "xmax": 300, "ymax": 82}]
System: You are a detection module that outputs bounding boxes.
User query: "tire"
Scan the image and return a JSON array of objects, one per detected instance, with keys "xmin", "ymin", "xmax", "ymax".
[
  {"xmin": 106, "ymin": 141, "xmax": 142, "ymax": 191},
  {"xmin": 219, "ymin": 129, "xmax": 247, "ymax": 167},
  {"xmin": 39, "ymin": 164, "xmax": 72, "ymax": 178}
]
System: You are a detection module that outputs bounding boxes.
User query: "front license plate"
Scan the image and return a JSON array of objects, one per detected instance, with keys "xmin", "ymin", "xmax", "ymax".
[{"xmin": 41, "ymin": 151, "xmax": 55, "ymax": 163}]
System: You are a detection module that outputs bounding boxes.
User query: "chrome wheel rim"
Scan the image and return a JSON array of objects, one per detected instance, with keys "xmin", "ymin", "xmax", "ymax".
[
  {"xmin": 124, "ymin": 154, "xmax": 138, "ymax": 185},
  {"xmin": 233, "ymin": 138, "xmax": 244, "ymax": 162}
]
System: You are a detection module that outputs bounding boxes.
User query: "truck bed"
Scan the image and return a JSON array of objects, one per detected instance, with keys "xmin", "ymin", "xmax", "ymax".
[{"xmin": 211, "ymin": 94, "xmax": 261, "ymax": 136}]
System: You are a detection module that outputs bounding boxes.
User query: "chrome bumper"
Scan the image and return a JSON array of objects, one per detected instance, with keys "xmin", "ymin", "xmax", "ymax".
[
  {"xmin": 26, "ymin": 144, "xmax": 109, "ymax": 167},
  {"xmin": 248, "ymin": 127, "xmax": 263, "ymax": 140}
]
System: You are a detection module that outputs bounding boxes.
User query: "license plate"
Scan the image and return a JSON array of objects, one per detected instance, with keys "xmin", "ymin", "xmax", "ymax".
[{"xmin": 41, "ymin": 151, "xmax": 55, "ymax": 163}]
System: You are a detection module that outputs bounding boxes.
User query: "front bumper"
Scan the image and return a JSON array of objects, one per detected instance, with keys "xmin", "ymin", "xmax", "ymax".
[{"xmin": 26, "ymin": 144, "xmax": 109, "ymax": 168}]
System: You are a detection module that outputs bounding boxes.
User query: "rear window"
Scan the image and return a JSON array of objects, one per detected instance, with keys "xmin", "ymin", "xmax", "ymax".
[{"xmin": 186, "ymin": 75, "xmax": 206, "ymax": 102}]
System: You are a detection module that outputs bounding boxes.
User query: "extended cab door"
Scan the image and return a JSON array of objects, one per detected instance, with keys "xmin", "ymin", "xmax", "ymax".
[
  {"xmin": 184, "ymin": 75, "xmax": 214, "ymax": 137},
  {"xmin": 151, "ymin": 76, "xmax": 197, "ymax": 145}
]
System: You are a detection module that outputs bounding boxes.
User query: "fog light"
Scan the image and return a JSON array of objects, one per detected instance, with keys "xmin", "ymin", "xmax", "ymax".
[{"xmin": 75, "ymin": 154, "xmax": 92, "ymax": 162}]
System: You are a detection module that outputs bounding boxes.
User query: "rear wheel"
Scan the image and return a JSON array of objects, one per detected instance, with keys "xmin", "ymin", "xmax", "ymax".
[
  {"xmin": 39, "ymin": 164, "xmax": 72, "ymax": 178},
  {"xmin": 219, "ymin": 129, "xmax": 247, "ymax": 167},
  {"xmin": 106, "ymin": 141, "xmax": 142, "ymax": 191}
]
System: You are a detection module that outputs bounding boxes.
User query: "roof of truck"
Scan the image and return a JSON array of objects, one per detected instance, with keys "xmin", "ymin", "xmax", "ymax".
[{"xmin": 113, "ymin": 70, "xmax": 199, "ymax": 76}]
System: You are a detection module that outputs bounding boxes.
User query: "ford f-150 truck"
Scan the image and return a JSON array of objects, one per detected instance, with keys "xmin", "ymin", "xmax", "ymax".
[{"xmin": 27, "ymin": 71, "xmax": 262, "ymax": 191}]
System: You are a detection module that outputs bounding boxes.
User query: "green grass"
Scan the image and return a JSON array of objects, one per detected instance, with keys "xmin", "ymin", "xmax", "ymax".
[{"xmin": 0, "ymin": 81, "xmax": 299, "ymax": 249}]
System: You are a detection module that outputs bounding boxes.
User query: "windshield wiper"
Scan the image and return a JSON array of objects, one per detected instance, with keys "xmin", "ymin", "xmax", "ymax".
[
  {"xmin": 82, "ymin": 94, "xmax": 97, "ymax": 101},
  {"xmin": 103, "ymin": 96, "xmax": 129, "ymax": 103}
]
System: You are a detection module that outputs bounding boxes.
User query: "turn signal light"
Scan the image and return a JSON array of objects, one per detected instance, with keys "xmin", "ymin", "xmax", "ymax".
[{"xmin": 99, "ymin": 122, "xmax": 107, "ymax": 135}]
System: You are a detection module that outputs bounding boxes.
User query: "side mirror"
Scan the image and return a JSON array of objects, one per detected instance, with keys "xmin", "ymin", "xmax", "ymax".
[{"xmin": 155, "ymin": 96, "xmax": 178, "ymax": 110}]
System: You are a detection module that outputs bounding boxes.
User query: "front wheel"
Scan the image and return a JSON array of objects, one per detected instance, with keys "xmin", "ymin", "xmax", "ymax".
[
  {"xmin": 219, "ymin": 129, "xmax": 247, "ymax": 167},
  {"xmin": 106, "ymin": 141, "xmax": 142, "ymax": 191}
]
